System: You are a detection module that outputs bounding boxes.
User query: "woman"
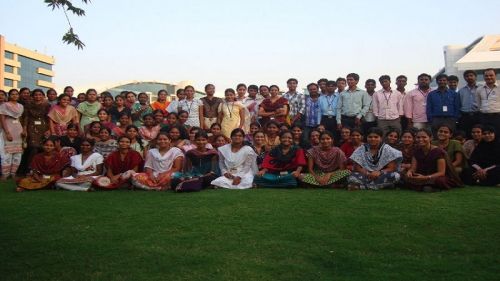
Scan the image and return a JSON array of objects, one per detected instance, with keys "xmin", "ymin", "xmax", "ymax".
[
  {"xmin": 338, "ymin": 127, "xmax": 351, "ymax": 147},
  {"xmin": 139, "ymin": 114, "xmax": 160, "ymax": 141},
  {"xmin": 56, "ymin": 139, "xmax": 104, "ymax": 191},
  {"xmin": 109, "ymin": 95, "xmax": 131, "ymax": 123},
  {"xmin": 397, "ymin": 130, "xmax": 415, "ymax": 172},
  {"xmin": 174, "ymin": 131, "xmax": 219, "ymax": 191},
  {"xmin": 464, "ymin": 126, "xmax": 500, "ymax": 186},
  {"xmin": 94, "ymin": 127, "xmax": 117, "ymax": 159},
  {"xmin": 150, "ymin": 89, "xmax": 170, "ymax": 114},
  {"xmin": 126, "ymin": 125, "xmax": 148, "ymax": 157},
  {"xmin": 213, "ymin": 135, "xmax": 229, "ymax": 150},
  {"xmin": 167, "ymin": 125, "xmax": 187, "ymax": 149},
  {"xmin": 251, "ymin": 131, "xmax": 266, "ymax": 169},
  {"xmin": 132, "ymin": 132, "xmax": 183, "ymax": 191},
  {"xmin": 291, "ymin": 124, "xmax": 305, "ymax": 148},
  {"xmin": 340, "ymin": 128, "xmax": 364, "ymax": 159},
  {"xmin": 17, "ymin": 138, "xmax": 69, "ymax": 191},
  {"xmin": 258, "ymin": 85, "xmax": 288, "ymax": 126},
  {"xmin": 178, "ymin": 110, "xmax": 191, "ymax": 131},
  {"xmin": 254, "ymin": 131, "xmax": 306, "ymax": 188},
  {"xmin": 131, "ymin": 92, "xmax": 153, "ymax": 126},
  {"xmin": 179, "ymin": 86, "xmax": 203, "ymax": 127},
  {"xmin": 125, "ymin": 92, "xmax": 137, "ymax": 108},
  {"xmin": 385, "ymin": 128, "xmax": 400, "ymax": 148},
  {"xmin": 301, "ymin": 131, "xmax": 351, "ymax": 187},
  {"xmin": 405, "ymin": 128, "xmax": 462, "ymax": 191},
  {"xmin": 347, "ymin": 127, "xmax": 402, "ymax": 190},
  {"xmin": 19, "ymin": 88, "xmax": 51, "ymax": 176},
  {"xmin": 263, "ymin": 120, "xmax": 280, "ymax": 151},
  {"xmin": 95, "ymin": 136, "xmax": 143, "ymax": 190},
  {"xmin": 211, "ymin": 128, "xmax": 258, "ymax": 189},
  {"xmin": 112, "ymin": 113, "xmax": 132, "ymax": 137},
  {"xmin": 97, "ymin": 109, "xmax": 116, "ymax": 131},
  {"xmin": 47, "ymin": 94, "xmax": 79, "ymax": 136},
  {"xmin": 244, "ymin": 122, "xmax": 261, "ymax": 145},
  {"xmin": 182, "ymin": 126, "xmax": 213, "ymax": 152},
  {"xmin": 463, "ymin": 124, "xmax": 482, "ymax": 159},
  {"xmin": 77, "ymin": 88, "xmax": 101, "ymax": 132},
  {"xmin": 0, "ymin": 89, "xmax": 24, "ymax": 179},
  {"xmin": 304, "ymin": 129, "xmax": 321, "ymax": 149},
  {"xmin": 101, "ymin": 95, "xmax": 114, "ymax": 111},
  {"xmin": 218, "ymin": 88, "xmax": 245, "ymax": 139},
  {"xmin": 46, "ymin": 88, "xmax": 58, "ymax": 106},
  {"xmin": 85, "ymin": 121, "xmax": 102, "ymax": 142},
  {"xmin": 153, "ymin": 110, "xmax": 168, "ymax": 128},
  {"xmin": 60, "ymin": 124, "xmax": 83, "ymax": 154},
  {"xmin": 432, "ymin": 124, "xmax": 466, "ymax": 173}
]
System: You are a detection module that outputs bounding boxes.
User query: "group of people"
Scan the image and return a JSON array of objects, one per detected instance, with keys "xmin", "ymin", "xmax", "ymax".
[{"xmin": 0, "ymin": 68, "xmax": 498, "ymax": 192}]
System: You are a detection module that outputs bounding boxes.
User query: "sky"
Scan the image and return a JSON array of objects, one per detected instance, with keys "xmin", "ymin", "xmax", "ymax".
[{"xmin": 1, "ymin": 0, "xmax": 500, "ymax": 95}]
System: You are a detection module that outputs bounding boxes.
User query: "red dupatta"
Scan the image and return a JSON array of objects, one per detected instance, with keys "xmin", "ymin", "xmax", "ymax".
[{"xmin": 105, "ymin": 150, "xmax": 144, "ymax": 174}]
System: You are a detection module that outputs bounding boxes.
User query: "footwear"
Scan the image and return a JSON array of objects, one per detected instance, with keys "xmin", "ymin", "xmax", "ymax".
[{"xmin": 347, "ymin": 184, "xmax": 360, "ymax": 191}]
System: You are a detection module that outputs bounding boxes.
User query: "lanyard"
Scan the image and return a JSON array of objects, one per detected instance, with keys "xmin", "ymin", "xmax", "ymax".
[
  {"xmin": 485, "ymin": 86, "xmax": 495, "ymax": 100},
  {"xmin": 383, "ymin": 90, "xmax": 392, "ymax": 105},
  {"xmin": 226, "ymin": 102, "xmax": 235, "ymax": 118},
  {"xmin": 326, "ymin": 94, "xmax": 336, "ymax": 109},
  {"xmin": 184, "ymin": 100, "xmax": 194, "ymax": 114}
]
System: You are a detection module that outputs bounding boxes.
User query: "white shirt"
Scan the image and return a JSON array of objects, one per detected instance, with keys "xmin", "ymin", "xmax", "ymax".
[
  {"xmin": 70, "ymin": 152, "xmax": 104, "ymax": 176},
  {"xmin": 144, "ymin": 147, "xmax": 184, "ymax": 177},
  {"xmin": 180, "ymin": 99, "xmax": 202, "ymax": 127}
]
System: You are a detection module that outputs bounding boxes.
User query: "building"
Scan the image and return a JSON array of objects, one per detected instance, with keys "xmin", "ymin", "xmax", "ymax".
[
  {"xmin": 432, "ymin": 35, "xmax": 500, "ymax": 87},
  {"xmin": 0, "ymin": 35, "xmax": 55, "ymax": 92},
  {"xmin": 101, "ymin": 80, "xmax": 205, "ymax": 102}
]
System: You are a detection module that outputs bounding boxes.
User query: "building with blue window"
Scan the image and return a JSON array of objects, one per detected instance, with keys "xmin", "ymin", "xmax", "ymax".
[{"xmin": 0, "ymin": 35, "xmax": 55, "ymax": 91}]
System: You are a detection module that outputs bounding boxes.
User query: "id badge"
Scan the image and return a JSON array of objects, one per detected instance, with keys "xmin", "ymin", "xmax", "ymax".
[
  {"xmin": 279, "ymin": 171, "xmax": 288, "ymax": 176},
  {"xmin": 34, "ymin": 121, "xmax": 42, "ymax": 125},
  {"xmin": 327, "ymin": 109, "xmax": 333, "ymax": 115},
  {"xmin": 13, "ymin": 120, "xmax": 19, "ymax": 124},
  {"xmin": 270, "ymin": 117, "xmax": 275, "ymax": 120},
  {"xmin": 43, "ymin": 175, "xmax": 51, "ymax": 179},
  {"xmin": 442, "ymin": 106, "xmax": 448, "ymax": 112}
]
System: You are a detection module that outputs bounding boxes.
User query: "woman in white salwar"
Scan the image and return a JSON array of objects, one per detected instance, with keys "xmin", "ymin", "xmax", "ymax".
[
  {"xmin": 211, "ymin": 128, "xmax": 258, "ymax": 189},
  {"xmin": 56, "ymin": 139, "xmax": 104, "ymax": 191}
]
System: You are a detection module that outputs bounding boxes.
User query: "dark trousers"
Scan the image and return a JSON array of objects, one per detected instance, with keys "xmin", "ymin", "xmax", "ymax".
[
  {"xmin": 458, "ymin": 112, "xmax": 480, "ymax": 138},
  {"xmin": 341, "ymin": 115, "xmax": 358, "ymax": 130},
  {"xmin": 362, "ymin": 121, "xmax": 377, "ymax": 136},
  {"xmin": 320, "ymin": 115, "xmax": 339, "ymax": 141},
  {"xmin": 400, "ymin": 116, "xmax": 409, "ymax": 132},
  {"xmin": 481, "ymin": 113, "xmax": 500, "ymax": 136}
]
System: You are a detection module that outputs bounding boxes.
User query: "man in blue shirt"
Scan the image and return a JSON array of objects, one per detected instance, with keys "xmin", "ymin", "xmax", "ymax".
[
  {"xmin": 457, "ymin": 70, "xmax": 480, "ymax": 138},
  {"xmin": 303, "ymin": 83, "xmax": 321, "ymax": 141},
  {"xmin": 426, "ymin": 74, "xmax": 460, "ymax": 135},
  {"xmin": 319, "ymin": 80, "xmax": 340, "ymax": 140}
]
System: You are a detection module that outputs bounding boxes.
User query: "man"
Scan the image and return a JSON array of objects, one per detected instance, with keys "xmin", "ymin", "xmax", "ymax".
[
  {"xmin": 396, "ymin": 75, "xmax": 409, "ymax": 131},
  {"xmin": 336, "ymin": 73, "xmax": 370, "ymax": 130},
  {"xmin": 243, "ymin": 84, "xmax": 263, "ymax": 123},
  {"xmin": 426, "ymin": 74, "xmax": 460, "ymax": 135},
  {"xmin": 457, "ymin": 70, "xmax": 480, "ymax": 138},
  {"xmin": 336, "ymin": 77, "xmax": 346, "ymax": 94},
  {"xmin": 283, "ymin": 78, "xmax": 305, "ymax": 124},
  {"xmin": 319, "ymin": 80, "xmax": 340, "ymax": 138},
  {"xmin": 363, "ymin": 79, "xmax": 377, "ymax": 134},
  {"xmin": 304, "ymin": 83, "xmax": 321, "ymax": 139},
  {"xmin": 317, "ymin": 78, "xmax": 328, "ymax": 95},
  {"xmin": 259, "ymin": 85, "xmax": 270, "ymax": 99},
  {"xmin": 372, "ymin": 75, "xmax": 404, "ymax": 135},
  {"xmin": 200, "ymin": 84, "xmax": 223, "ymax": 130},
  {"xmin": 476, "ymin": 68, "xmax": 500, "ymax": 134},
  {"xmin": 166, "ymin": 89, "xmax": 186, "ymax": 113},
  {"xmin": 404, "ymin": 73, "xmax": 433, "ymax": 129},
  {"xmin": 448, "ymin": 75, "xmax": 459, "ymax": 92}
]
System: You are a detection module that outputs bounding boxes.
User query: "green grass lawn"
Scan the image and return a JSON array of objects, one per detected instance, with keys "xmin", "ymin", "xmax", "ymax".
[{"xmin": 0, "ymin": 181, "xmax": 499, "ymax": 281}]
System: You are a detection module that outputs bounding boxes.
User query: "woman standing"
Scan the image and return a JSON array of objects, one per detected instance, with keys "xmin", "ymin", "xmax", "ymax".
[
  {"xmin": 180, "ymin": 86, "xmax": 203, "ymax": 127},
  {"xmin": 132, "ymin": 92, "xmax": 153, "ymax": 127},
  {"xmin": 132, "ymin": 132, "xmax": 183, "ymax": 191},
  {"xmin": 258, "ymin": 85, "xmax": 288, "ymax": 126},
  {"xmin": 211, "ymin": 128, "xmax": 258, "ymax": 189},
  {"xmin": 432, "ymin": 125, "xmax": 466, "ymax": 174},
  {"xmin": 19, "ymin": 89, "xmax": 51, "ymax": 175},
  {"xmin": 301, "ymin": 132, "xmax": 351, "ymax": 187},
  {"xmin": 405, "ymin": 128, "xmax": 462, "ymax": 191},
  {"xmin": 347, "ymin": 127, "xmax": 402, "ymax": 190},
  {"xmin": 17, "ymin": 138, "xmax": 69, "ymax": 191},
  {"xmin": 77, "ymin": 89, "xmax": 101, "ymax": 132},
  {"xmin": 218, "ymin": 88, "xmax": 245, "ymax": 139},
  {"xmin": 0, "ymin": 89, "xmax": 24, "ymax": 179},
  {"xmin": 56, "ymin": 139, "xmax": 104, "ymax": 191},
  {"xmin": 254, "ymin": 131, "xmax": 306, "ymax": 188},
  {"xmin": 464, "ymin": 126, "xmax": 500, "ymax": 186},
  {"xmin": 47, "ymin": 94, "xmax": 80, "ymax": 136},
  {"xmin": 150, "ymin": 90, "xmax": 170, "ymax": 114}
]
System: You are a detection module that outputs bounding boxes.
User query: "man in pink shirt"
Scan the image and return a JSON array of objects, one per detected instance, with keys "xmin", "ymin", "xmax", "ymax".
[
  {"xmin": 372, "ymin": 75, "xmax": 404, "ymax": 135},
  {"xmin": 404, "ymin": 73, "xmax": 433, "ymax": 129}
]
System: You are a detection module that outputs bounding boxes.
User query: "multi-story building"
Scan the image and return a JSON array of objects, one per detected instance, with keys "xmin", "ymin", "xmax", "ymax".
[{"xmin": 0, "ymin": 35, "xmax": 55, "ymax": 91}]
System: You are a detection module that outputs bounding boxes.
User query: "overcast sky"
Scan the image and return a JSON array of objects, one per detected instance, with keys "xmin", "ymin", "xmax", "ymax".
[{"xmin": 2, "ymin": 0, "xmax": 499, "ymax": 94}]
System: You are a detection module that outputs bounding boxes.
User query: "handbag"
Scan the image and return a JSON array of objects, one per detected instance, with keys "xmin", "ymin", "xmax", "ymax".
[{"xmin": 174, "ymin": 177, "xmax": 203, "ymax": 192}]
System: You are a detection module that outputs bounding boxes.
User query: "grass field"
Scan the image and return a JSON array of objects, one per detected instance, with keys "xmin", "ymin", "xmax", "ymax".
[{"xmin": 0, "ymin": 181, "xmax": 499, "ymax": 281}]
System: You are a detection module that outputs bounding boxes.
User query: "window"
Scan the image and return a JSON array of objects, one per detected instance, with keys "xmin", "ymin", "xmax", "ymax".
[
  {"xmin": 4, "ymin": 78, "xmax": 14, "ymax": 87},
  {"xmin": 4, "ymin": 65, "xmax": 14, "ymax": 73},
  {"xmin": 4, "ymin": 51, "xmax": 14, "ymax": 59}
]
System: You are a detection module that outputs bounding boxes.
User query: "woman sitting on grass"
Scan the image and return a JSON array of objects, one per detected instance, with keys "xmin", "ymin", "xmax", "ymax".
[
  {"xmin": 463, "ymin": 126, "xmax": 500, "ymax": 186},
  {"xmin": 125, "ymin": 125, "xmax": 148, "ymax": 157},
  {"xmin": 94, "ymin": 136, "xmax": 143, "ymax": 190},
  {"xmin": 397, "ymin": 130, "xmax": 415, "ymax": 173},
  {"xmin": 347, "ymin": 127, "xmax": 402, "ymax": 190},
  {"xmin": 94, "ymin": 127, "xmax": 117, "ymax": 159},
  {"xmin": 211, "ymin": 128, "xmax": 257, "ymax": 189},
  {"xmin": 132, "ymin": 132, "xmax": 184, "ymax": 191},
  {"xmin": 462, "ymin": 124, "xmax": 482, "ymax": 159},
  {"xmin": 432, "ymin": 124, "xmax": 466, "ymax": 174},
  {"xmin": 254, "ymin": 131, "xmax": 306, "ymax": 188},
  {"xmin": 17, "ymin": 138, "xmax": 70, "ymax": 192},
  {"xmin": 56, "ymin": 138, "xmax": 104, "ymax": 191},
  {"xmin": 301, "ymin": 131, "xmax": 350, "ymax": 188},
  {"xmin": 404, "ymin": 128, "xmax": 462, "ymax": 192}
]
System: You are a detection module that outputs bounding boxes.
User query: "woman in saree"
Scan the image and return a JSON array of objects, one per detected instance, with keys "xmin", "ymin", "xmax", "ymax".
[
  {"xmin": 94, "ymin": 127, "xmax": 117, "ymax": 159},
  {"xmin": 48, "ymin": 94, "xmax": 79, "ymax": 136},
  {"xmin": 17, "ymin": 138, "xmax": 69, "ymax": 191},
  {"xmin": 404, "ymin": 128, "xmax": 462, "ymax": 192},
  {"xmin": 347, "ymin": 127, "xmax": 403, "ymax": 190},
  {"xmin": 56, "ymin": 138, "xmax": 104, "ymax": 191},
  {"xmin": 211, "ymin": 128, "xmax": 258, "ymax": 189},
  {"xmin": 258, "ymin": 85, "xmax": 288, "ymax": 126},
  {"xmin": 301, "ymin": 131, "xmax": 351, "ymax": 187},
  {"xmin": 218, "ymin": 88, "xmax": 245, "ymax": 139},
  {"xmin": 132, "ymin": 132, "xmax": 184, "ymax": 191},
  {"xmin": 0, "ymin": 89, "xmax": 24, "ymax": 179},
  {"xmin": 254, "ymin": 131, "xmax": 306, "ymax": 188},
  {"xmin": 77, "ymin": 88, "xmax": 101, "ymax": 132},
  {"xmin": 94, "ymin": 136, "xmax": 143, "ymax": 190},
  {"xmin": 432, "ymin": 124, "xmax": 466, "ymax": 174},
  {"xmin": 132, "ymin": 92, "xmax": 153, "ymax": 127},
  {"xmin": 464, "ymin": 126, "xmax": 500, "ymax": 186}
]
